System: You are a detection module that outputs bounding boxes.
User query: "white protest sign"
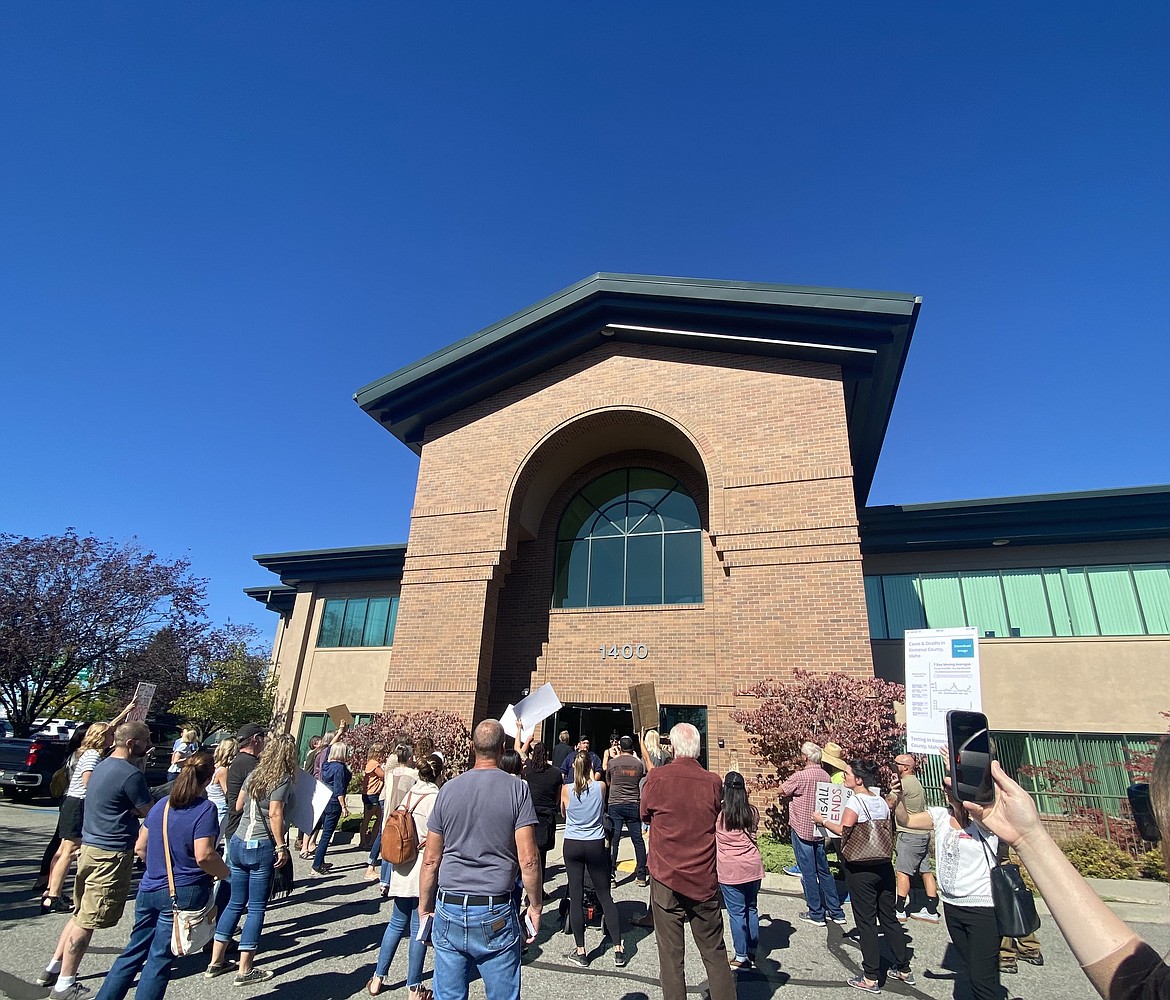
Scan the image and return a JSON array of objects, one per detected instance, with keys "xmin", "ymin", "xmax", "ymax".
[
  {"xmin": 125, "ymin": 683, "xmax": 156, "ymax": 723},
  {"xmin": 904, "ymin": 626, "xmax": 982, "ymax": 755},
  {"xmin": 501, "ymin": 683, "xmax": 562, "ymax": 743},
  {"xmin": 813, "ymin": 782, "xmax": 846, "ymax": 839},
  {"xmin": 289, "ymin": 768, "xmax": 334, "ymax": 832}
]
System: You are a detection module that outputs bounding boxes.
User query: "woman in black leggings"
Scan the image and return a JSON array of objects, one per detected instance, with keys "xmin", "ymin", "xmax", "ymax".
[{"xmin": 560, "ymin": 751, "xmax": 625, "ymax": 967}]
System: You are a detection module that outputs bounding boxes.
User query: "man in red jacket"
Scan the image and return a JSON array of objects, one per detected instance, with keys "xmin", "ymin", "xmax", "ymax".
[{"xmin": 640, "ymin": 723, "xmax": 735, "ymax": 1000}]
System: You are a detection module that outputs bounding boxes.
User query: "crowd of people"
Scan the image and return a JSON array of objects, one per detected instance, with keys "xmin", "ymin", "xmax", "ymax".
[{"xmin": 23, "ymin": 708, "xmax": 1170, "ymax": 1000}]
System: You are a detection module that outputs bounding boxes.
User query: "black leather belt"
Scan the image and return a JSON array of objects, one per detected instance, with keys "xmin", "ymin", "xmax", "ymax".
[{"xmin": 439, "ymin": 891, "xmax": 511, "ymax": 906}]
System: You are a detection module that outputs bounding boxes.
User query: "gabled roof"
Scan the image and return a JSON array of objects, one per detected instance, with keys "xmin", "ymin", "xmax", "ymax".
[
  {"xmin": 355, "ymin": 273, "xmax": 921, "ymax": 502},
  {"xmin": 860, "ymin": 485, "xmax": 1170, "ymax": 553}
]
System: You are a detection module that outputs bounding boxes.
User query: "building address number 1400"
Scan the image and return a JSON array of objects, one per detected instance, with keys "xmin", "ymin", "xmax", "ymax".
[{"xmin": 599, "ymin": 643, "xmax": 649, "ymax": 660}]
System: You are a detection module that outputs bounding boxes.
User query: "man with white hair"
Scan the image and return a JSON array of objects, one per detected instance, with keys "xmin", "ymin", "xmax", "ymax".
[
  {"xmin": 780, "ymin": 741, "xmax": 847, "ymax": 928},
  {"xmin": 639, "ymin": 723, "xmax": 735, "ymax": 1000}
]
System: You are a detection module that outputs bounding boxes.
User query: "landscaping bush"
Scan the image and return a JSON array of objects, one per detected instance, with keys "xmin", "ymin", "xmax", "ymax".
[
  {"xmin": 1139, "ymin": 850, "xmax": 1168, "ymax": 882},
  {"xmin": 731, "ymin": 669, "xmax": 905, "ymax": 838},
  {"xmin": 1059, "ymin": 833, "xmax": 1139, "ymax": 880}
]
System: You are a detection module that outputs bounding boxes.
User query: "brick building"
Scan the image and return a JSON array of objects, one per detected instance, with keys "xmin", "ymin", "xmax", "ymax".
[{"xmin": 248, "ymin": 274, "xmax": 1170, "ymax": 784}]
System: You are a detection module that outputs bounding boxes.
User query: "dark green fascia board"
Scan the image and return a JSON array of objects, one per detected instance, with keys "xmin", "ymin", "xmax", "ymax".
[
  {"xmin": 354, "ymin": 273, "xmax": 920, "ymax": 503},
  {"xmin": 243, "ymin": 585, "xmax": 297, "ymax": 616},
  {"xmin": 253, "ymin": 543, "xmax": 407, "ymax": 586},
  {"xmin": 860, "ymin": 484, "xmax": 1170, "ymax": 554}
]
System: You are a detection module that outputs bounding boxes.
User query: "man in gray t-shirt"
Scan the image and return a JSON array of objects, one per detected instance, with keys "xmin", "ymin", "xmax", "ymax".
[
  {"xmin": 607, "ymin": 736, "xmax": 649, "ymax": 884},
  {"xmin": 420, "ymin": 720, "xmax": 540, "ymax": 1000}
]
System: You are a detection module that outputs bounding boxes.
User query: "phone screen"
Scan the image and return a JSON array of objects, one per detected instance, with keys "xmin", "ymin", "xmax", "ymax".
[{"xmin": 946, "ymin": 710, "xmax": 995, "ymax": 805}]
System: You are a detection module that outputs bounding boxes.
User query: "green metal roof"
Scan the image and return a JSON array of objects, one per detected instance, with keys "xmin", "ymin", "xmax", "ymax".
[
  {"xmin": 243, "ymin": 585, "xmax": 297, "ymax": 615},
  {"xmin": 252, "ymin": 543, "xmax": 407, "ymax": 585},
  {"xmin": 355, "ymin": 273, "xmax": 921, "ymax": 503},
  {"xmin": 860, "ymin": 485, "xmax": 1170, "ymax": 553}
]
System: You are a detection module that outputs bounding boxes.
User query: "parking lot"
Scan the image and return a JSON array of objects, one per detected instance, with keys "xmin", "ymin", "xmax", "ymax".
[{"xmin": 1, "ymin": 799, "xmax": 1165, "ymax": 1000}]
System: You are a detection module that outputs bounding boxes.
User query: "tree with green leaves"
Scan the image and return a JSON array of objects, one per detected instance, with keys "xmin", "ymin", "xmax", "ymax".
[
  {"xmin": 0, "ymin": 529, "xmax": 207, "ymax": 737},
  {"xmin": 170, "ymin": 640, "xmax": 276, "ymax": 736}
]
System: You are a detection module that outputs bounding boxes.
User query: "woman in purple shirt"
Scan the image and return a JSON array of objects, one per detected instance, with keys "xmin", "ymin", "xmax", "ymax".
[{"xmin": 715, "ymin": 772, "xmax": 765, "ymax": 971}]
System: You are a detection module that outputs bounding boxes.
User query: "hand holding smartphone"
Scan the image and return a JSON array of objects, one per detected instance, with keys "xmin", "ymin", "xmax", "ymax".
[
  {"xmin": 946, "ymin": 710, "xmax": 995, "ymax": 805},
  {"xmin": 416, "ymin": 914, "xmax": 433, "ymax": 943}
]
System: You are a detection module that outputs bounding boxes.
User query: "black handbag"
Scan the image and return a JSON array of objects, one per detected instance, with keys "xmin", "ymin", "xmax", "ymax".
[{"xmin": 978, "ymin": 832, "xmax": 1040, "ymax": 937}]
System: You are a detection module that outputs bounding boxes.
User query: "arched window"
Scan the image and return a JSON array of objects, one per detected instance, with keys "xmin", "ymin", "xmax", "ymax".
[{"xmin": 553, "ymin": 468, "xmax": 703, "ymax": 608}]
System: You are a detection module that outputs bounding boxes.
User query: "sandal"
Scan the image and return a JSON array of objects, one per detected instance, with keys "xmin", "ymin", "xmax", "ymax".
[
  {"xmin": 366, "ymin": 977, "xmax": 383, "ymax": 996},
  {"xmin": 407, "ymin": 987, "xmax": 431, "ymax": 1000},
  {"xmin": 299, "ymin": 850, "xmax": 312, "ymax": 860}
]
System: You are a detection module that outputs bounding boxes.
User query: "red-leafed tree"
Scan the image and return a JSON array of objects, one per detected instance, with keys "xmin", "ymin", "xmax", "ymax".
[
  {"xmin": 0, "ymin": 530, "xmax": 208, "ymax": 736},
  {"xmin": 346, "ymin": 710, "xmax": 472, "ymax": 773},
  {"xmin": 731, "ymin": 669, "xmax": 906, "ymax": 836}
]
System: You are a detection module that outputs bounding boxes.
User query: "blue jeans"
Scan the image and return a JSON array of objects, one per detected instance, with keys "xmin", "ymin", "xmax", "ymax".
[
  {"xmin": 216, "ymin": 837, "xmax": 275, "ymax": 951},
  {"xmin": 376, "ymin": 896, "xmax": 425, "ymax": 987},
  {"xmin": 368, "ymin": 804, "xmax": 387, "ymax": 866},
  {"xmin": 719, "ymin": 880, "xmax": 760, "ymax": 961},
  {"xmin": 791, "ymin": 832, "xmax": 845, "ymax": 921},
  {"xmin": 94, "ymin": 883, "xmax": 210, "ymax": 1000},
  {"xmin": 607, "ymin": 801, "xmax": 647, "ymax": 876},
  {"xmin": 312, "ymin": 803, "xmax": 342, "ymax": 870},
  {"xmin": 433, "ymin": 896, "xmax": 521, "ymax": 1000}
]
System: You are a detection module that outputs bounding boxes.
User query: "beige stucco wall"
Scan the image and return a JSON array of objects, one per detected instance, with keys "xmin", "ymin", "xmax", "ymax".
[
  {"xmin": 269, "ymin": 579, "xmax": 399, "ymax": 736},
  {"xmin": 872, "ymin": 635, "xmax": 1170, "ymax": 734}
]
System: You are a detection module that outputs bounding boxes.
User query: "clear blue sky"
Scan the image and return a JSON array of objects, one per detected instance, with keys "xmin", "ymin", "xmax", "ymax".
[{"xmin": 2, "ymin": 4, "xmax": 1167, "ymax": 641}]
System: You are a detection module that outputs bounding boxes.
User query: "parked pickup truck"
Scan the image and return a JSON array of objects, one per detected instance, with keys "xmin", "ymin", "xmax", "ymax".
[{"xmin": 0, "ymin": 736, "xmax": 70, "ymax": 802}]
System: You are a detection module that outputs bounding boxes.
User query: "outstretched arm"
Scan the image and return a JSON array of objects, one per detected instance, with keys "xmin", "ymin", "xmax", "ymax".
[
  {"xmin": 110, "ymin": 700, "xmax": 137, "ymax": 727},
  {"xmin": 966, "ymin": 760, "xmax": 1153, "ymax": 998}
]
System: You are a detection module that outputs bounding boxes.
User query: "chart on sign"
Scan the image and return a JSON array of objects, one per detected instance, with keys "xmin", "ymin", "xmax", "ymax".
[{"xmin": 903, "ymin": 627, "xmax": 982, "ymax": 755}]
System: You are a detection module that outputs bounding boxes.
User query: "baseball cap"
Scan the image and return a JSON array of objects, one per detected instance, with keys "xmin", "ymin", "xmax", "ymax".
[{"xmin": 236, "ymin": 723, "xmax": 269, "ymax": 743}]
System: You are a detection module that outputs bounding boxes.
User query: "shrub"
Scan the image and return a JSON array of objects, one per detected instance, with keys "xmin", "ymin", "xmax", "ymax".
[
  {"xmin": 347, "ymin": 709, "xmax": 472, "ymax": 774},
  {"xmin": 1138, "ymin": 850, "xmax": 1168, "ymax": 882},
  {"xmin": 731, "ymin": 669, "xmax": 905, "ymax": 837},
  {"xmin": 1059, "ymin": 833, "xmax": 1139, "ymax": 880}
]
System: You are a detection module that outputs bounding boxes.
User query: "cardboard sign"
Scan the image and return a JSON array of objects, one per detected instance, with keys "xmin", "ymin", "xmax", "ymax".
[
  {"xmin": 326, "ymin": 704, "xmax": 354, "ymax": 729},
  {"xmin": 629, "ymin": 682, "xmax": 658, "ymax": 734},
  {"xmin": 813, "ymin": 781, "xmax": 846, "ymax": 840},
  {"xmin": 125, "ymin": 683, "xmax": 156, "ymax": 723}
]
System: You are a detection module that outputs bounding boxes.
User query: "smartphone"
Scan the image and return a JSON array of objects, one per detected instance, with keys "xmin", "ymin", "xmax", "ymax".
[
  {"xmin": 946, "ymin": 710, "xmax": 995, "ymax": 805},
  {"xmin": 416, "ymin": 914, "xmax": 432, "ymax": 943},
  {"xmin": 524, "ymin": 913, "xmax": 539, "ymax": 939},
  {"xmin": 1128, "ymin": 783, "xmax": 1160, "ymax": 843}
]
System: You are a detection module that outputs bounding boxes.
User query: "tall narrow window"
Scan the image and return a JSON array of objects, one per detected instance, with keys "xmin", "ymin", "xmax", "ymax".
[{"xmin": 553, "ymin": 468, "xmax": 703, "ymax": 608}]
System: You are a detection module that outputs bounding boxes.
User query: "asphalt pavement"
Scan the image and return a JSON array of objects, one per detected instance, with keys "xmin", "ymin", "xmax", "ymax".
[{"xmin": 2, "ymin": 799, "xmax": 1166, "ymax": 1000}]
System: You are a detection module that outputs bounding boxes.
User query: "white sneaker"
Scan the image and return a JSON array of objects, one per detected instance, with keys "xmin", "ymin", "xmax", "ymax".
[{"xmin": 910, "ymin": 909, "xmax": 940, "ymax": 923}]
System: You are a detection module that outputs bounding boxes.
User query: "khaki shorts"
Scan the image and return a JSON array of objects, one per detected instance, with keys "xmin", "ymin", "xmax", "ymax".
[
  {"xmin": 894, "ymin": 832, "xmax": 932, "ymax": 876},
  {"xmin": 73, "ymin": 846, "xmax": 133, "ymax": 929}
]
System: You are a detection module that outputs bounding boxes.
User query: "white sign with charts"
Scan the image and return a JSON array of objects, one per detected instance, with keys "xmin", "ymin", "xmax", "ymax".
[{"xmin": 904, "ymin": 627, "xmax": 982, "ymax": 755}]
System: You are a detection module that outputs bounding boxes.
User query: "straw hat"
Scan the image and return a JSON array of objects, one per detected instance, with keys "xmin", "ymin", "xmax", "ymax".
[{"xmin": 821, "ymin": 741, "xmax": 846, "ymax": 770}]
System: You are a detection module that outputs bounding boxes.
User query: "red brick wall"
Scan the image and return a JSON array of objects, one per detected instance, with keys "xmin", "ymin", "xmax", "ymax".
[{"xmin": 383, "ymin": 341, "xmax": 874, "ymax": 774}]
